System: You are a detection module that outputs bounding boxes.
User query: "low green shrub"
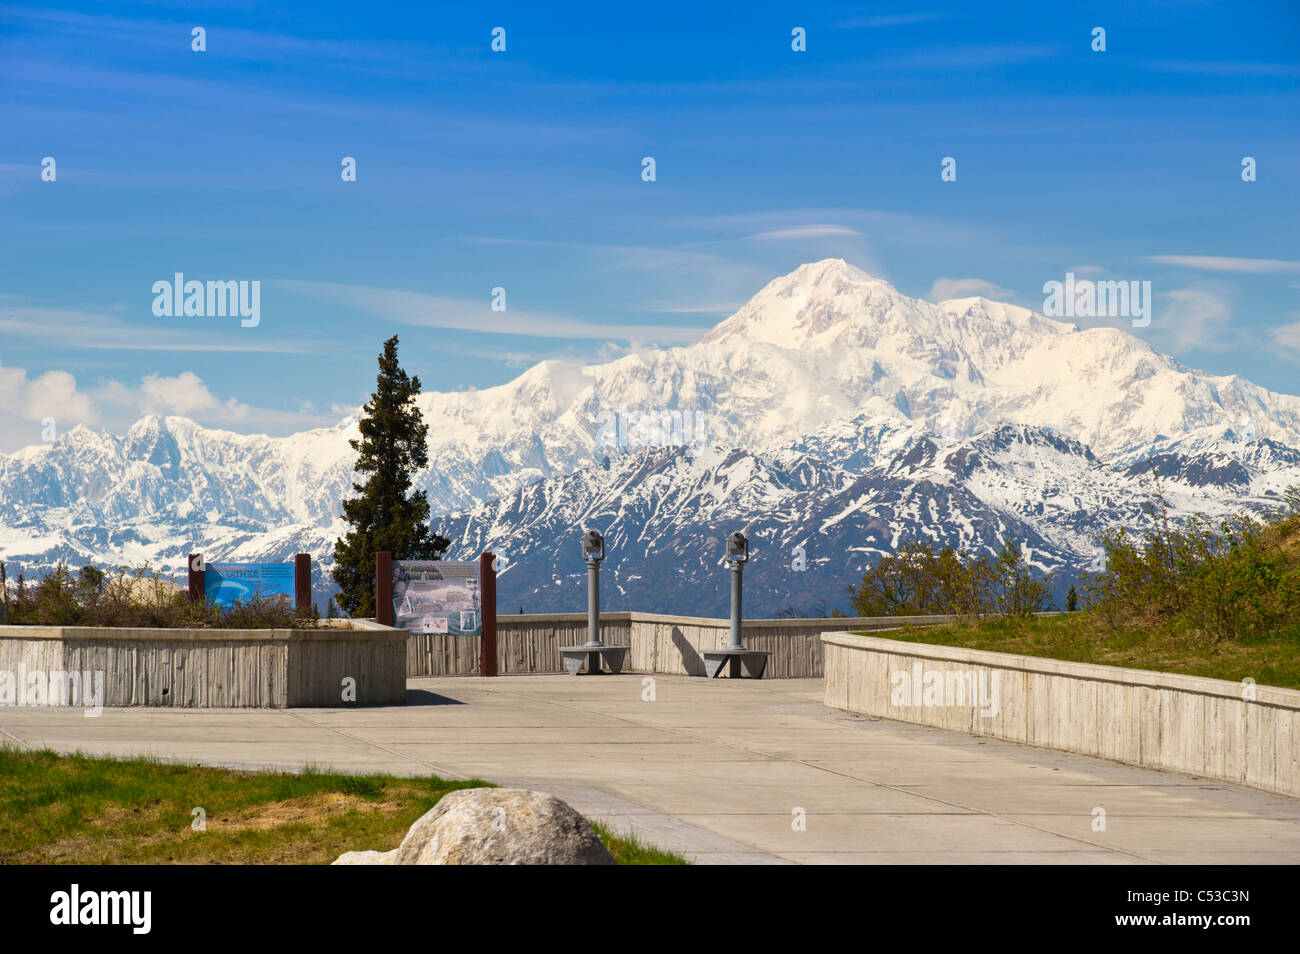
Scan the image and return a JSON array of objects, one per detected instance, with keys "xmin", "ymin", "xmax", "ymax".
[
  {"xmin": 1085, "ymin": 485, "xmax": 1300, "ymax": 643},
  {"xmin": 846, "ymin": 536, "xmax": 1052, "ymax": 619}
]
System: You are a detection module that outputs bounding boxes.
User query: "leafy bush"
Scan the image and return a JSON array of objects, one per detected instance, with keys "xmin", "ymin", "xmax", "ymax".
[
  {"xmin": 1085, "ymin": 502, "xmax": 1300, "ymax": 643},
  {"xmin": 0, "ymin": 561, "xmax": 316, "ymax": 629},
  {"xmin": 846, "ymin": 536, "xmax": 1052, "ymax": 619}
]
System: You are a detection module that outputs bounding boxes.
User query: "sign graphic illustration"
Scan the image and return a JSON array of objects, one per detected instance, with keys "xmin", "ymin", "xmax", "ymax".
[{"xmin": 204, "ymin": 563, "xmax": 295, "ymax": 608}]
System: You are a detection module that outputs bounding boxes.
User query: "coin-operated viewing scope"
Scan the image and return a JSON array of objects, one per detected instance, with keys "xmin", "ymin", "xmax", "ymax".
[{"xmin": 582, "ymin": 529, "xmax": 605, "ymax": 564}]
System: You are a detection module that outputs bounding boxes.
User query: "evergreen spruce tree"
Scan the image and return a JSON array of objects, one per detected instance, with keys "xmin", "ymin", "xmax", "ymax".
[{"xmin": 333, "ymin": 335, "xmax": 448, "ymax": 617}]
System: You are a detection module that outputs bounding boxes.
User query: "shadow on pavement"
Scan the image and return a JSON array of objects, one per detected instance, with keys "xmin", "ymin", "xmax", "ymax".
[{"xmin": 404, "ymin": 689, "xmax": 468, "ymax": 706}]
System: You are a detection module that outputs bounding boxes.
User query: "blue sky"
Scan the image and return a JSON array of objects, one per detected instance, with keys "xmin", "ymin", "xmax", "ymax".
[{"xmin": 1, "ymin": 0, "xmax": 1297, "ymax": 451}]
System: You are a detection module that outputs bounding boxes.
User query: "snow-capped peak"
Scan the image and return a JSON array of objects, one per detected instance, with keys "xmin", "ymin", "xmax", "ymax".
[
  {"xmin": 4, "ymin": 258, "xmax": 1300, "ymax": 614},
  {"xmin": 698, "ymin": 258, "xmax": 904, "ymax": 350}
]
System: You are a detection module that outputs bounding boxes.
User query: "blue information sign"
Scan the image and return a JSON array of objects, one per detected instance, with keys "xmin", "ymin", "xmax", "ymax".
[{"xmin": 204, "ymin": 563, "xmax": 295, "ymax": 609}]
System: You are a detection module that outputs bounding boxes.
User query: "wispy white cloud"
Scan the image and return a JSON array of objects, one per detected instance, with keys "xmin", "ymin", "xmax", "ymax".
[
  {"xmin": 1272, "ymin": 319, "xmax": 1300, "ymax": 364},
  {"xmin": 1147, "ymin": 255, "xmax": 1300, "ymax": 274},
  {"xmin": 1148, "ymin": 60, "xmax": 1300, "ymax": 78},
  {"xmin": 1158, "ymin": 289, "xmax": 1235, "ymax": 352},
  {"xmin": 272, "ymin": 280, "xmax": 708, "ymax": 344},
  {"xmin": 640, "ymin": 302, "xmax": 746, "ymax": 315},
  {"xmin": 835, "ymin": 13, "xmax": 952, "ymax": 29},
  {"xmin": 0, "ymin": 7, "xmax": 492, "ymax": 79},
  {"xmin": 0, "ymin": 304, "xmax": 313, "ymax": 353},
  {"xmin": 928, "ymin": 277, "xmax": 1019, "ymax": 303},
  {"xmin": 676, "ymin": 207, "xmax": 995, "ymax": 249},
  {"xmin": 870, "ymin": 44, "xmax": 1063, "ymax": 70},
  {"xmin": 451, "ymin": 238, "xmax": 770, "ymax": 319},
  {"xmin": 747, "ymin": 225, "xmax": 863, "ymax": 240}
]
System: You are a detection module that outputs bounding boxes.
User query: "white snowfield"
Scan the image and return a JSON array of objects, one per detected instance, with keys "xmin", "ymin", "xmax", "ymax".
[{"xmin": 1, "ymin": 259, "xmax": 1297, "ymax": 611}]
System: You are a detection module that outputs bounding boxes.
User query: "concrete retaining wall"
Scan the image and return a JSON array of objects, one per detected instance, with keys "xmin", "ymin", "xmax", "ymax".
[
  {"xmin": 822, "ymin": 631, "xmax": 1300, "ymax": 799},
  {"xmin": 408, "ymin": 613, "xmax": 961, "ymax": 678},
  {"xmin": 0, "ymin": 620, "xmax": 407, "ymax": 708}
]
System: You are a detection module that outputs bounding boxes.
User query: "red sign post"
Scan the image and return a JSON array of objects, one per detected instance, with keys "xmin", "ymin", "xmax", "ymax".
[
  {"xmin": 294, "ymin": 553, "xmax": 311, "ymax": 617},
  {"xmin": 187, "ymin": 552, "xmax": 204, "ymax": 605},
  {"xmin": 479, "ymin": 552, "xmax": 498, "ymax": 677}
]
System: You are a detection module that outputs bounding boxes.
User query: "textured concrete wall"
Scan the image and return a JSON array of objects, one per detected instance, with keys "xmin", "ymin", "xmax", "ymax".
[
  {"xmin": 822, "ymin": 631, "xmax": 1300, "ymax": 799},
  {"xmin": 0, "ymin": 620, "xmax": 406, "ymax": 708},
  {"xmin": 285, "ymin": 625, "xmax": 408, "ymax": 707},
  {"xmin": 406, "ymin": 613, "xmax": 960, "ymax": 677}
]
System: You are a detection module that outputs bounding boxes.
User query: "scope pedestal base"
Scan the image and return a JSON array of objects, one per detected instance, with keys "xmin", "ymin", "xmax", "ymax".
[
  {"xmin": 560, "ymin": 645, "xmax": 631, "ymax": 675},
  {"xmin": 699, "ymin": 649, "xmax": 769, "ymax": 679}
]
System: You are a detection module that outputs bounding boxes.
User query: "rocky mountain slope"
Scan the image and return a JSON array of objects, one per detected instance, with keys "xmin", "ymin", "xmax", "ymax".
[{"xmin": 2, "ymin": 259, "xmax": 1297, "ymax": 614}]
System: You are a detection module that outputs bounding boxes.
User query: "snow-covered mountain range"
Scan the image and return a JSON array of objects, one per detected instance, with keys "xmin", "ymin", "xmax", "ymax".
[{"xmin": 3, "ymin": 259, "xmax": 1297, "ymax": 614}]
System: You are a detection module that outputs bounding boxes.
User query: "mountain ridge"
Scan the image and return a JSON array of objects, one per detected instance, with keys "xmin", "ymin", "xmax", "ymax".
[{"xmin": 2, "ymin": 259, "xmax": 1298, "ymax": 613}]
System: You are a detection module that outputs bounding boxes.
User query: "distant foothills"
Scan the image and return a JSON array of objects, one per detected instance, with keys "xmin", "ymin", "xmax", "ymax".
[{"xmin": 3, "ymin": 260, "xmax": 1299, "ymax": 617}]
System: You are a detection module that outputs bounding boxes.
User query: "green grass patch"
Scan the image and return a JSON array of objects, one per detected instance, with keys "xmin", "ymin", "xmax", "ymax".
[
  {"xmin": 868, "ymin": 612, "xmax": 1300, "ymax": 690},
  {"xmin": 0, "ymin": 748, "xmax": 687, "ymax": 865},
  {"xmin": 589, "ymin": 821, "xmax": 690, "ymax": 865}
]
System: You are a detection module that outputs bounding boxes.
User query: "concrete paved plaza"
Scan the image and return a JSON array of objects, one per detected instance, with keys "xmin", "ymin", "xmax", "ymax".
[{"xmin": 3, "ymin": 674, "xmax": 1299, "ymax": 864}]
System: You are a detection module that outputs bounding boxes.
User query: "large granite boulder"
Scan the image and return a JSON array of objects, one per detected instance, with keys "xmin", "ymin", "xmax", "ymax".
[{"xmin": 333, "ymin": 788, "xmax": 614, "ymax": 865}]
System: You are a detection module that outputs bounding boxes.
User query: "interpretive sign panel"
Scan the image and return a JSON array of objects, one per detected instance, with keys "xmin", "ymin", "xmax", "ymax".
[
  {"xmin": 204, "ymin": 563, "xmax": 295, "ymax": 608},
  {"xmin": 391, "ymin": 560, "xmax": 481, "ymax": 636}
]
